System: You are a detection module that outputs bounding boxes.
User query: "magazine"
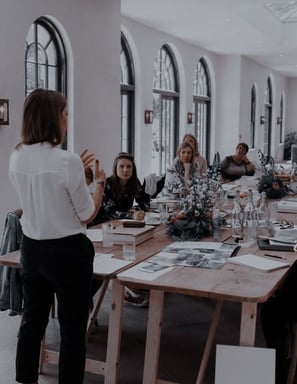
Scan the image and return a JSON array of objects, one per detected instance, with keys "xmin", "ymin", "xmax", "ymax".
[{"xmin": 148, "ymin": 241, "xmax": 240, "ymax": 270}]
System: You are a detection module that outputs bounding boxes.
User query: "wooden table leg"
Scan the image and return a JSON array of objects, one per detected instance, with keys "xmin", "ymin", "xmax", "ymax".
[
  {"xmin": 86, "ymin": 278, "xmax": 110, "ymax": 341},
  {"xmin": 239, "ymin": 302, "xmax": 257, "ymax": 346},
  {"xmin": 104, "ymin": 279, "xmax": 124, "ymax": 384},
  {"xmin": 143, "ymin": 289, "xmax": 164, "ymax": 384},
  {"xmin": 195, "ymin": 300, "xmax": 223, "ymax": 384}
]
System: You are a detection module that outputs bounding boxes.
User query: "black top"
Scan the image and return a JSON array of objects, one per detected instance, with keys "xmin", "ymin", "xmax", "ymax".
[{"xmin": 91, "ymin": 176, "xmax": 150, "ymax": 225}]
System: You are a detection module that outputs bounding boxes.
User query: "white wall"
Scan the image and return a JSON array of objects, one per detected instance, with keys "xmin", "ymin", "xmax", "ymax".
[
  {"xmin": 214, "ymin": 55, "xmax": 242, "ymax": 158},
  {"xmin": 286, "ymin": 78, "xmax": 297, "ymax": 134},
  {"xmin": 0, "ymin": 0, "xmax": 121, "ymax": 235}
]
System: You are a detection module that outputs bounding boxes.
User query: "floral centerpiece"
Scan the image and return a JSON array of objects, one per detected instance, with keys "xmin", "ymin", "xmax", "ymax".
[
  {"xmin": 257, "ymin": 149, "xmax": 291, "ymax": 199},
  {"xmin": 166, "ymin": 154, "xmax": 222, "ymax": 241}
]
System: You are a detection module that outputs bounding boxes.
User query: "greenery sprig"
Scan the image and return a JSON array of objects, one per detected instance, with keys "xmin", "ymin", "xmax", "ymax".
[
  {"xmin": 167, "ymin": 162, "xmax": 221, "ymax": 241},
  {"xmin": 257, "ymin": 149, "xmax": 291, "ymax": 199}
]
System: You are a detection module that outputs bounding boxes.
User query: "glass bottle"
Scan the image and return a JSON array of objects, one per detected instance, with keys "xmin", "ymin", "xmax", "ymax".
[
  {"xmin": 258, "ymin": 192, "xmax": 269, "ymax": 225},
  {"xmin": 291, "ymin": 162, "xmax": 297, "ymax": 182},
  {"xmin": 212, "ymin": 206, "xmax": 222, "ymax": 242},
  {"xmin": 231, "ymin": 190, "xmax": 243, "ymax": 237},
  {"xmin": 244, "ymin": 189, "xmax": 256, "ymax": 241}
]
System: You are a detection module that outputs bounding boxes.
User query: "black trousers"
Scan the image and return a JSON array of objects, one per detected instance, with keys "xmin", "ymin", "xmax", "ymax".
[
  {"xmin": 16, "ymin": 233, "xmax": 94, "ymax": 384},
  {"xmin": 260, "ymin": 263, "xmax": 297, "ymax": 384}
]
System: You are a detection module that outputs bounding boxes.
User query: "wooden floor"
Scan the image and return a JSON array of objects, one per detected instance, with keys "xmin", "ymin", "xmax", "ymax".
[{"xmin": 0, "ymin": 286, "xmax": 266, "ymax": 384}]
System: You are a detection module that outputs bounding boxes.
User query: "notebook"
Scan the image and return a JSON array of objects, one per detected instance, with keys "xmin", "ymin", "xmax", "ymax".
[
  {"xmin": 257, "ymin": 239, "xmax": 293, "ymax": 252},
  {"xmin": 227, "ymin": 253, "xmax": 290, "ymax": 272}
]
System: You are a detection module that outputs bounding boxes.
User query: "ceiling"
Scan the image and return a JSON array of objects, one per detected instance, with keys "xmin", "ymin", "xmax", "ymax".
[{"xmin": 121, "ymin": 0, "xmax": 297, "ymax": 78}]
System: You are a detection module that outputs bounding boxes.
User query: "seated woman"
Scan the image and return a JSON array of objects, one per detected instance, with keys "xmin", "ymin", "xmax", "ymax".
[
  {"xmin": 164, "ymin": 141, "xmax": 200, "ymax": 197},
  {"xmin": 220, "ymin": 142, "xmax": 255, "ymax": 181},
  {"xmin": 182, "ymin": 133, "xmax": 207, "ymax": 176},
  {"xmin": 92, "ymin": 152, "xmax": 150, "ymax": 224},
  {"xmin": 92, "ymin": 152, "xmax": 150, "ymax": 307}
]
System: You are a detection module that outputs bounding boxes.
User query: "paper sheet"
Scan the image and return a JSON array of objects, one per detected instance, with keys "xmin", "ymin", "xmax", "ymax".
[
  {"xmin": 87, "ymin": 229, "xmax": 103, "ymax": 242},
  {"xmin": 93, "ymin": 253, "xmax": 131, "ymax": 275},
  {"xmin": 118, "ymin": 261, "xmax": 174, "ymax": 281}
]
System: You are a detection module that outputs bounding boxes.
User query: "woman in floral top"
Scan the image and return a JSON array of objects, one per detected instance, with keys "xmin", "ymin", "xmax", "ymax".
[
  {"xmin": 92, "ymin": 152, "xmax": 150, "ymax": 225},
  {"xmin": 164, "ymin": 142, "xmax": 200, "ymax": 198}
]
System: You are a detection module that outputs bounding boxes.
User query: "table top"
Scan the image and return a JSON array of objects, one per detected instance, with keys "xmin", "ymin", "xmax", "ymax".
[
  {"xmin": 0, "ymin": 224, "xmax": 168, "ymax": 277},
  {"xmin": 1, "ymin": 213, "xmax": 297, "ymax": 305},
  {"xmin": 116, "ymin": 231, "xmax": 297, "ymax": 304}
]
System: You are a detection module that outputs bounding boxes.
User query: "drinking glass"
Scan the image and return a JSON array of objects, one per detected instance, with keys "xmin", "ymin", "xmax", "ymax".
[
  {"xmin": 159, "ymin": 203, "xmax": 168, "ymax": 223},
  {"xmin": 122, "ymin": 241, "xmax": 136, "ymax": 260},
  {"xmin": 102, "ymin": 224, "xmax": 113, "ymax": 247}
]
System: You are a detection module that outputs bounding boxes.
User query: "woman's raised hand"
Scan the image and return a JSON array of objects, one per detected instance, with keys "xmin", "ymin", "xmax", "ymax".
[
  {"xmin": 94, "ymin": 159, "xmax": 106, "ymax": 183},
  {"xmin": 80, "ymin": 149, "xmax": 95, "ymax": 169},
  {"xmin": 132, "ymin": 210, "xmax": 145, "ymax": 221}
]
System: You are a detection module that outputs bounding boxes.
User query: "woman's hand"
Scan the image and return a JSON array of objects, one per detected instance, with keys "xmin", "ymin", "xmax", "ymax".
[
  {"xmin": 94, "ymin": 159, "xmax": 106, "ymax": 184},
  {"xmin": 183, "ymin": 162, "xmax": 191, "ymax": 181},
  {"xmin": 80, "ymin": 149, "xmax": 95, "ymax": 169},
  {"xmin": 132, "ymin": 210, "xmax": 145, "ymax": 221}
]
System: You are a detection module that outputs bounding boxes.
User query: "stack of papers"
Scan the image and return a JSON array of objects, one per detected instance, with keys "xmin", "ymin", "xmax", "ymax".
[
  {"xmin": 270, "ymin": 228, "xmax": 297, "ymax": 245},
  {"xmin": 111, "ymin": 225, "xmax": 155, "ymax": 245},
  {"xmin": 277, "ymin": 198, "xmax": 297, "ymax": 213}
]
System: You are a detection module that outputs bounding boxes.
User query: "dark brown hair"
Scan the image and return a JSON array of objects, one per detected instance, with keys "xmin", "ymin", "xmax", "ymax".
[
  {"xmin": 110, "ymin": 152, "xmax": 139, "ymax": 195},
  {"xmin": 236, "ymin": 142, "xmax": 249, "ymax": 154},
  {"xmin": 20, "ymin": 88, "xmax": 67, "ymax": 146}
]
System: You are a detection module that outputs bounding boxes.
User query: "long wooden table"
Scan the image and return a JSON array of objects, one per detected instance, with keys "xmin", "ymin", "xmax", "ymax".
[
  {"xmin": 0, "ymin": 224, "xmax": 170, "ymax": 381},
  {"xmin": 2, "ymin": 219, "xmax": 297, "ymax": 383},
  {"xmin": 104, "ymin": 229, "xmax": 297, "ymax": 384}
]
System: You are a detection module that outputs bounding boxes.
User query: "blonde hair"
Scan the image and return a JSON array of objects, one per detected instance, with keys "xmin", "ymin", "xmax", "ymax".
[{"xmin": 182, "ymin": 133, "xmax": 200, "ymax": 156}]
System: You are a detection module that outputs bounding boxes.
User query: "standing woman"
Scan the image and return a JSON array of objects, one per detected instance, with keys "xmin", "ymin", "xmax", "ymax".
[
  {"xmin": 92, "ymin": 152, "xmax": 150, "ymax": 224},
  {"xmin": 164, "ymin": 141, "xmax": 200, "ymax": 198},
  {"xmin": 9, "ymin": 89, "xmax": 106, "ymax": 384}
]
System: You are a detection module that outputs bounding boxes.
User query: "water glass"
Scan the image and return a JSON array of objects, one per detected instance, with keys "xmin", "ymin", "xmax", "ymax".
[
  {"xmin": 122, "ymin": 241, "xmax": 136, "ymax": 260},
  {"xmin": 102, "ymin": 223, "xmax": 113, "ymax": 247},
  {"xmin": 159, "ymin": 203, "xmax": 168, "ymax": 223}
]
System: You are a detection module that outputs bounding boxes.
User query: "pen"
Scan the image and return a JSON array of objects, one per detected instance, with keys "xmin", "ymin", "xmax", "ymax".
[
  {"xmin": 222, "ymin": 235, "xmax": 232, "ymax": 242},
  {"xmin": 264, "ymin": 253, "xmax": 286, "ymax": 260}
]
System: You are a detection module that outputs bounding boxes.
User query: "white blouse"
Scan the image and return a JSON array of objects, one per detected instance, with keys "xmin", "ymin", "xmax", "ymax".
[{"xmin": 9, "ymin": 142, "xmax": 95, "ymax": 240}]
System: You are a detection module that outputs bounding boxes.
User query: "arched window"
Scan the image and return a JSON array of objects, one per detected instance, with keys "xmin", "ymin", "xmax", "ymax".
[
  {"xmin": 120, "ymin": 34, "xmax": 135, "ymax": 154},
  {"xmin": 264, "ymin": 78, "xmax": 272, "ymax": 155},
  {"xmin": 25, "ymin": 17, "xmax": 67, "ymax": 96},
  {"xmin": 152, "ymin": 45, "xmax": 179, "ymax": 175},
  {"xmin": 250, "ymin": 85, "xmax": 256, "ymax": 148},
  {"xmin": 193, "ymin": 58, "xmax": 211, "ymax": 162}
]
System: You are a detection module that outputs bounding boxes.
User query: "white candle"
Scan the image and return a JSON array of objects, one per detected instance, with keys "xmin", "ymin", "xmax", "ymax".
[{"xmin": 0, "ymin": 105, "xmax": 4, "ymax": 120}]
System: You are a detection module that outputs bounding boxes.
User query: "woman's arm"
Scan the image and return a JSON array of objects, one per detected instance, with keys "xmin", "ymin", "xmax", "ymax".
[
  {"xmin": 83, "ymin": 159, "xmax": 106, "ymax": 224},
  {"xmin": 134, "ymin": 180, "xmax": 151, "ymax": 215},
  {"xmin": 242, "ymin": 156, "xmax": 256, "ymax": 175}
]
